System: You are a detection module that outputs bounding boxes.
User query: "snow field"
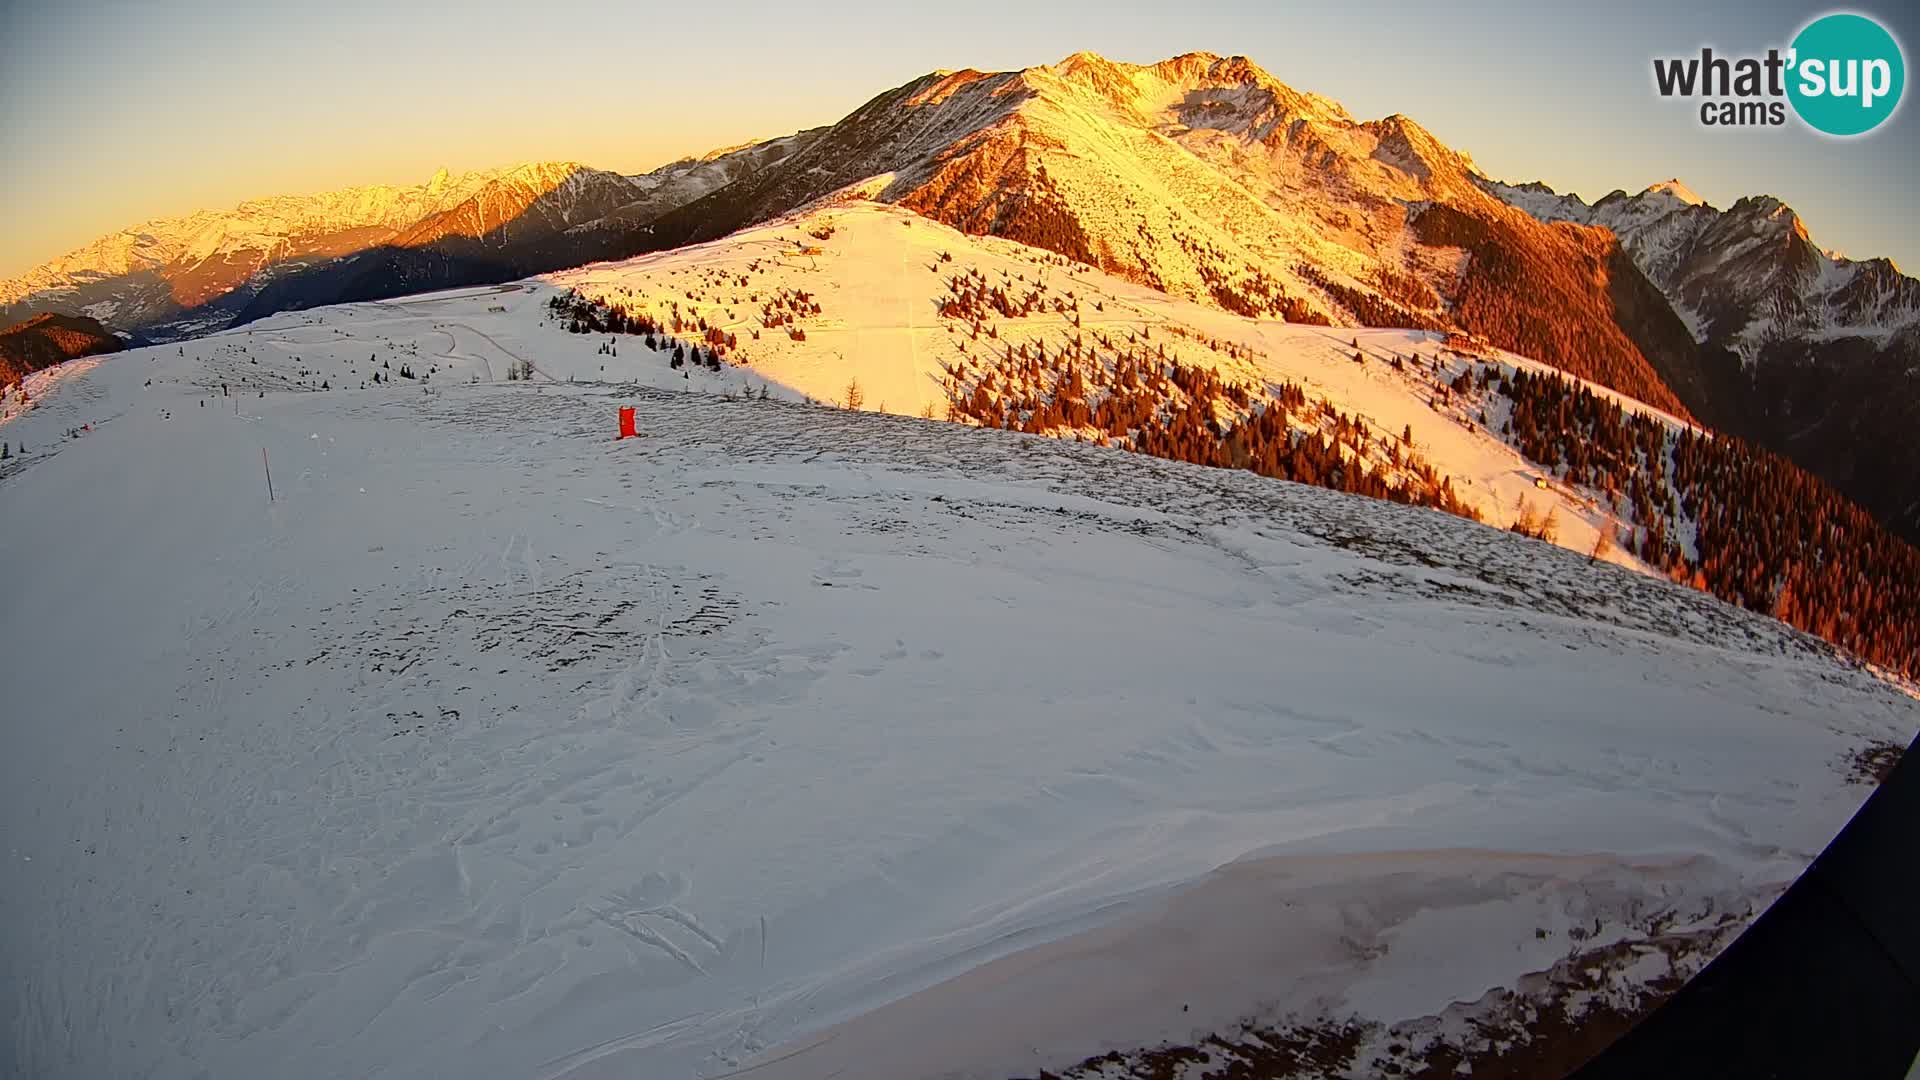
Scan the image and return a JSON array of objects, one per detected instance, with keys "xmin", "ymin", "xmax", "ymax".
[{"xmin": 2, "ymin": 223, "xmax": 1915, "ymax": 1079}]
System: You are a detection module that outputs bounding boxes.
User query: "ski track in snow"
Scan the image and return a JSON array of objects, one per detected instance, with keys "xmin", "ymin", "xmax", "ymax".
[{"xmin": 2, "ymin": 316, "xmax": 1916, "ymax": 1080}]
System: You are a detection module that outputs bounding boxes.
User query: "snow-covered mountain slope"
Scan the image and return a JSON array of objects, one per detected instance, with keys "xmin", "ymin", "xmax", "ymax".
[
  {"xmin": 3, "ymin": 287, "xmax": 1914, "ymax": 1080},
  {"xmin": 0, "ymin": 140, "xmax": 816, "ymax": 341},
  {"xmin": 17, "ymin": 201, "xmax": 1917, "ymax": 678},
  {"xmin": 571, "ymin": 208, "xmax": 1920, "ymax": 676},
  {"xmin": 639, "ymin": 51, "xmax": 1692, "ymax": 418},
  {"xmin": 543, "ymin": 204, "xmax": 1690, "ymax": 565},
  {"xmin": 5, "ymin": 202, "xmax": 1655, "ymax": 571}
]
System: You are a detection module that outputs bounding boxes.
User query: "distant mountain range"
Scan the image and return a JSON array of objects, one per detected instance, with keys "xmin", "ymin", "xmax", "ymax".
[
  {"xmin": 3, "ymin": 50, "xmax": 1913, "ymax": 537},
  {"xmin": 0, "ymin": 139, "xmax": 817, "ymax": 342},
  {"xmin": 1482, "ymin": 178, "xmax": 1920, "ymax": 363}
]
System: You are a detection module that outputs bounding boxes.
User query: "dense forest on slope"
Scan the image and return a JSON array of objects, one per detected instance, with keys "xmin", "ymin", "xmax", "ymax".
[
  {"xmin": 1486, "ymin": 366, "xmax": 1918, "ymax": 676},
  {"xmin": 1409, "ymin": 206, "xmax": 1691, "ymax": 419}
]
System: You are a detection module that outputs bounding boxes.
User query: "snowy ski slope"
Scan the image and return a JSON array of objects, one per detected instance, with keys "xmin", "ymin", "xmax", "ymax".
[
  {"xmin": 2, "ymin": 216, "xmax": 1915, "ymax": 1079},
  {"xmin": 2, "ymin": 204, "xmax": 1700, "ymax": 571}
]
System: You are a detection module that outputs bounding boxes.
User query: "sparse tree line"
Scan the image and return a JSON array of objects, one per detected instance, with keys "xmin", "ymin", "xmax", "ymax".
[
  {"xmin": 548, "ymin": 275, "xmax": 829, "ymax": 366},
  {"xmin": 927, "ymin": 290, "xmax": 1917, "ymax": 673},
  {"xmin": 904, "ymin": 161, "xmax": 1101, "ymax": 272},
  {"xmin": 937, "ymin": 267, "xmax": 1058, "ymax": 324},
  {"xmin": 546, "ymin": 290, "xmax": 729, "ymax": 372},
  {"xmin": 937, "ymin": 327, "xmax": 1478, "ymax": 522},
  {"xmin": 1295, "ymin": 263, "xmax": 1443, "ymax": 332},
  {"xmin": 1172, "ymin": 229, "xmax": 1327, "ymax": 324},
  {"xmin": 757, "ymin": 288, "xmax": 819, "ymax": 341}
]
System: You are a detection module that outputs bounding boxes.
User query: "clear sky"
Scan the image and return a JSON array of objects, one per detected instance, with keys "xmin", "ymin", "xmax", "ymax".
[{"xmin": 4, "ymin": 0, "xmax": 1916, "ymax": 277}]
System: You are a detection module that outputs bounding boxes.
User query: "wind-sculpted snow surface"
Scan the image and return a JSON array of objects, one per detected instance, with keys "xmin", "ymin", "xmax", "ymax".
[{"xmin": 1, "ymin": 343, "xmax": 1914, "ymax": 1079}]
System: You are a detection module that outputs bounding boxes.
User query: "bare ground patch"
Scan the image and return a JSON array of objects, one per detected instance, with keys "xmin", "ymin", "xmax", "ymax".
[
  {"xmin": 1845, "ymin": 739, "xmax": 1906, "ymax": 786},
  {"xmin": 1029, "ymin": 911, "xmax": 1743, "ymax": 1080}
]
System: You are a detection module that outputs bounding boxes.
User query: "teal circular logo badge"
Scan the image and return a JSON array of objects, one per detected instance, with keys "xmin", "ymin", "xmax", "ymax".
[{"xmin": 1788, "ymin": 13, "xmax": 1905, "ymax": 136}]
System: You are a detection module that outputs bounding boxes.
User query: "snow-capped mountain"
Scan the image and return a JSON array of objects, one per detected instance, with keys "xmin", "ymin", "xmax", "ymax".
[
  {"xmin": 380, "ymin": 162, "xmax": 645, "ymax": 250},
  {"xmin": 0, "ymin": 166, "xmax": 514, "ymax": 333},
  {"xmin": 1480, "ymin": 177, "xmax": 1920, "ymax": 357},
  {"xmin": 220, "ymin": 163, "xmax": 653, "ymax": 326},
  {"xmin": 228, "ymin": 137, "xmax": 825, "ymax": 326},
  {"xmin": 1481, "ymin": 176, "xmax": 1920, "ymax": 541},
  {"xmin": 566, "ymin": 130, "xmax": 824, "ymax": 239},
  {"xmin": 0, "ymin": 140, "xmax": 815, "ymax": 341},
  {"xmin": 637, "ymin": 51, "xmax": 1694, "ymax": 418}
]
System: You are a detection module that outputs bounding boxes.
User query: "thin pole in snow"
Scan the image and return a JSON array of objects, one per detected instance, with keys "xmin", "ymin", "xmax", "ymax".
[{"xmin": 263, "ymin": 447, "xmax": 274, "ymax": 502}]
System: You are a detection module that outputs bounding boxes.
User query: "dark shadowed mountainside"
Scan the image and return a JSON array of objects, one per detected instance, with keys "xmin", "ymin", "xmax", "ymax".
[{"xmin": 0, "ymin": 313, "xmax": 125, "ymax": 386}]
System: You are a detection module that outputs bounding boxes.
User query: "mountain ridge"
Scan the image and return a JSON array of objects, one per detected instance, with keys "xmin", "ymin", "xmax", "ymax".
[
  {"xmin": 0, "ymin": 139, "xmax": 819, "ymax": 340},
  {"xmin": 1479, "ymin": 172, "xmax": 1920, "ymax": 540},
  {"xmin": 15, "ymin": 53, "xmax": 1916, "ymax": 363},
  {"xmin": 1477, "ymin": 175, "xmax": 1920, "ymax": 353}
]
